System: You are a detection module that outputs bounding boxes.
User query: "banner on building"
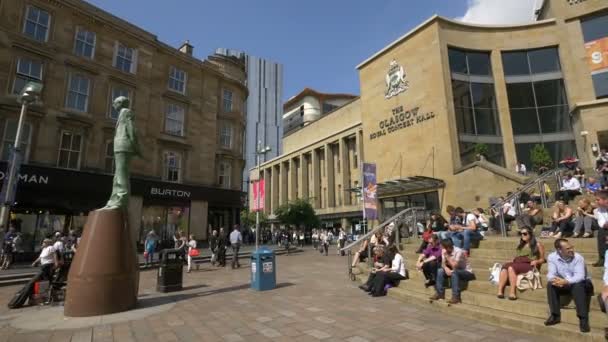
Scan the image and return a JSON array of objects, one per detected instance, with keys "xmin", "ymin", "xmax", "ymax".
[
  {"xmin": 251, "ymin": 179, "xmax": 265, "ymax": 211},
  {"xmin": 585, "ymin": 37, "xmax": 608, "ymax": 72},
  {"xmin": 362, "ymin": 163, "xmax": 378, "ymax": 220}
]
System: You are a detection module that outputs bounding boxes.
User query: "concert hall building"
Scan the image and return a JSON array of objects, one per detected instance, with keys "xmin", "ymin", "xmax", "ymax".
[{"xmin": 251, "ymin": 0, "xmax": 608, "ymax": 230}]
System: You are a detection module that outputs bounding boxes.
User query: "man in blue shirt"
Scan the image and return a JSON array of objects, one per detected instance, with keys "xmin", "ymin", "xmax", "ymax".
[{"xmin": 545, "ymin": 238, "xmax": 590, "ymax": 333}]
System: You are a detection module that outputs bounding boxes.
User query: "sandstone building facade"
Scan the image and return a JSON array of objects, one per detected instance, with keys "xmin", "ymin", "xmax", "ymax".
[{"xmin": 0, "ymin": 0, "xmax": 247, "ymax": 253}]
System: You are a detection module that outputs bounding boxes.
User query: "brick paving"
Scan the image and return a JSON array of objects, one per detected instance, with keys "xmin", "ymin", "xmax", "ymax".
[{"xmin": 0, "ymin": 247, "xmax": 547, "ymax": 341}]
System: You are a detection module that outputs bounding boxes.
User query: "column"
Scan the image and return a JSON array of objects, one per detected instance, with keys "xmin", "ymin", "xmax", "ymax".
[
  {"xmin": 312, "ymin": 148, "xmax": 321, "ymax": 208},
  {"xmin": 189, "ymin": 200, "xmax": 208, "ymax": 241},
  {"xmin": 272, "ymin": 165, "xmax": 280, "ymax": 212},
  {"xmin": 279, "ymin": 162, "xmax": 287, "ymax": 205},
  {"xmin": 492, "ymin": 51, "xmax": 517, "ymax": 170},
  {"xmin": 339, "ymin": 137, "xmax": 351, "ymax": 206},
  {"xmin": 356, "ymin": 130, "xmax": 363, "ymax": 165},
  {"xmin": 127, "ymin": 195, "xmax": 143, "ymax": 246},
  {"xmin": 325, "ymin": 143, "xmax": 335, "ymax": 207},
  {"xmin": 300, "ymin": 154, "xmax": 309, "ymax": 200},
  {"xmin": 288, "ymin": 158, "xmax": 297, "ymax": 201}
]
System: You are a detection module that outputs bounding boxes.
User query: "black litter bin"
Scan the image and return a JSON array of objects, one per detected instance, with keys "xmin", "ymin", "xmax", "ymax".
[{"xmin": 157, "ymin": 248, "xmax": 183, "ymax": 293}]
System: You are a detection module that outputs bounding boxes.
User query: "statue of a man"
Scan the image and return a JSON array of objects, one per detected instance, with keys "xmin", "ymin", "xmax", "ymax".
[{"xmin": 104, "ymin": 96, "xmax": 142, "ymax": 209}]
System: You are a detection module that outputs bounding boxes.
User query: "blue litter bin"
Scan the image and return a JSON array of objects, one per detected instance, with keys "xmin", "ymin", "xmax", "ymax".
[{"xmin": 251, "ymin": 247, "xmax": 276, "ymax": 291}]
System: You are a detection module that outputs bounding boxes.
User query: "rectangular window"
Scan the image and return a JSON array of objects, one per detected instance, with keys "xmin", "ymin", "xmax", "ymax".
[
  {"xmin": 74, "ymin": 27, "xmax": 96, "ymax": 59},
  {"xmin": 13, "ymin": 58, "xmax": 43, "ymax": 95},
  {"xmin": 109, "ymin": 87, "xmax": 130, "ymax": 120},
  {"xmin": 1, "ymin": 121, "xmax": 32, "ymax": 161},
  {"xmin": 23, "ymin": 6, "xmax": 50, "ymax": 42},
  {"xmin": 57, "ymin": 131, "xmax": 82, "ymax": 169},
  {"xmin": 218, "ymin": 161, "xmax": 231, "ymax": 188},
  {"xmin": 220, "ymin": 124, "xmax": 233, "ymax": 149},
  {"xmin": 502, "ymin": 47, "xmax": 561, "ymax": 76},
  {"xmin": 113, "ymin": 42, "xmax": 137, "ymax": 74},
  {"xmin": 165, "ymin": 103, "xmax": 185, "ymax": 136},
  {"xmin": 168, "ymin": 66, "xmax": 187, "ymax": 94},
  {"xmin": 66, "ymin": 74, "xmax": 91, "ymax": 112},
  {"xmin": 164, "ymin": 151, "xmax": 182, "ymax": 183},
  {"xmin": 105, "ymin": 141, "xmax": 114, "ymax": 173},
  {"xmin": 223, "ymin": 89, "xmax": 233, "ymax": 112}
]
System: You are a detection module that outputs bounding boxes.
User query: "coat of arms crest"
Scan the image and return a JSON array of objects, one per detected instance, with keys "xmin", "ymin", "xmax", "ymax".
[{"xmin": 385, "ymin": 60, "xmax": 409, "ymax": 99}]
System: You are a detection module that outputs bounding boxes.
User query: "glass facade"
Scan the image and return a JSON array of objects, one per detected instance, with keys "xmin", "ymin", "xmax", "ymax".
[
  {"xmin": 502, "ymin": 47, "xmax": 576, "ymax": 167},
  {"xmin": 448, "ymin": 48, "xmax": 504, "ymax": 166},
  {"xmin": 581, "ymin": 13, "xmax": 608, "ymax": 99},
  {"xmin": 140, "ymin": 205, "xmax": 190, "ymax": 249},
  {"xmin": 380, "ymin": 191, "xmax": 440, "ymax": 221}
]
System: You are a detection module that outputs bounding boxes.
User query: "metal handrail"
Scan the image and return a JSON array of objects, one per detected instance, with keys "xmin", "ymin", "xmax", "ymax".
[{"xmin": 340, "ymin": 206, "xmax": 425, "ymax": 253}]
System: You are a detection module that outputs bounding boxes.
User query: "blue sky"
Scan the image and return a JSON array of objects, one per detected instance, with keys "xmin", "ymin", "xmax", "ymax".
[{"xmin": 85, "ymin": 0, "xmax": 533, "ymax": 100}]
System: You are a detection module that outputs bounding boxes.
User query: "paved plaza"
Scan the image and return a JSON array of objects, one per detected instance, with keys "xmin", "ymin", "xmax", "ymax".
[{"xmin": 0, "ymin": 248, "xmax": 546, "ymax": 342}]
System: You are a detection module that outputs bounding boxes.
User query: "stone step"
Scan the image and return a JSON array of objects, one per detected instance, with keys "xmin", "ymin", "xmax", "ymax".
[
  {"xmin": 354, "ymin": 271, "xmax": 604, "ymax": 341},
  {"xmin": 402, "ymin": 236, "xmax": 599, "ymax": 253}
]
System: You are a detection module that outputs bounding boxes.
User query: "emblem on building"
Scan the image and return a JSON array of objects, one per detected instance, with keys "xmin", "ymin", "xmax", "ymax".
[{"xmin": 384, "ymin": 60, "xmax": 409, "ymax": 99}]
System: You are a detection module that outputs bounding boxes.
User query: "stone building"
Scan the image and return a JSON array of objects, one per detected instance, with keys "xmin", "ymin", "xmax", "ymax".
[
  {"xmin": 252, "ymin": 0, "xmax": 608, "ymax": 231},
  {"xmin": 0, "ymin": 0, "xmax": 247, "ymax": 254}
]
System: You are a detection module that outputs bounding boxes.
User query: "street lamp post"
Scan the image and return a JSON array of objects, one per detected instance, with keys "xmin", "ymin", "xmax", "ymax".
[
  {"xmin": 255, "ymin": 141, "xmax": 271, "ymax": 250},
  {"xmin": 0, "ymin": 82, "xmax": 43, "ymax": 230}
]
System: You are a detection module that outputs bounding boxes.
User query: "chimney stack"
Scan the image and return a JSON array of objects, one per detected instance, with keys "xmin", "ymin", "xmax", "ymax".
[{"xmin": 179, "ymin": 40, "xmax": 193, "ymax": 56}]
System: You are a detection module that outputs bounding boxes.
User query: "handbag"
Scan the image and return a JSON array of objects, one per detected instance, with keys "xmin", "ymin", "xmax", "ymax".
[
  {"xmin": 489, "ymin": 263, "xmax": 502, "ymax": 285},
  {"xmin": 188, "ymin": 249, "xmax": 200, "ymax": 257}
]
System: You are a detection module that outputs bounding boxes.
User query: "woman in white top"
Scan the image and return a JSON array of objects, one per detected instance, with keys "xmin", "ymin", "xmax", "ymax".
[
  {"xmin": 371, "ymin": 245, "xmax": 407, "ymax": 297},
  {"xmin": 186, "ymin": 234, "xmax": 197, "ymax": 273},
  {"xmin": 32, "ymin": 238, "xmax": 58, "ymax": 280}
]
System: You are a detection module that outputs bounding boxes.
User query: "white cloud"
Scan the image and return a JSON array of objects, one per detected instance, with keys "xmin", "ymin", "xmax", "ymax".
[{"xmin": 457, "ymin": 0, "xmax": 539, "ymax": 25}]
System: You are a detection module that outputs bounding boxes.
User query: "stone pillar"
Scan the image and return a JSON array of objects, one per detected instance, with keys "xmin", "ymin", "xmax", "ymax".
[
  {"xmin": 189, "ymin": 200, "xmax": 208, "ymax": 241},
  {"xmin": 492, "ymin": 51, "xmax": 517, "ymax": 170},
  {"xmin": 272, "ymin": 165, "xmax": 280, "ymax": 212},
  {"xmin": 288, "ymin": 158, "xmax": 297, "ymax": 201},
  {"xmin": 127, "ymin": 195, "xmax": 143, "ymax": 245},
  {"xmin": 340, "ymin": 137, "xmax": 351, "ymax": 206},
  {"xmin": 356, "ymin": 130, "xmax": 363, "ymax": 165},
  {"xmin": 312, "ymin": 149, "xmax": 320, "ymax": 208},
  {"xmin": 300, "ymin": 154, "xmax": 309, "ymax": 200},
  {"xmin": 325, "ymin": 143, "xmax": 335, "ymax": 207},
  {"xmin": 280, "ymin": 162, "xmax": 288, "ymax": 205}
]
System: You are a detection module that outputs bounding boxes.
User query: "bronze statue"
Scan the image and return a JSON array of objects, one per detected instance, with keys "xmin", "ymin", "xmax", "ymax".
[{"xmin": 104, "ymin": 96, "xmax": 141, "ymax": 209}]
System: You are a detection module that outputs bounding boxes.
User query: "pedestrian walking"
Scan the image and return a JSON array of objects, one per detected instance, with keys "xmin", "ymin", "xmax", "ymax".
[
  {"xmin": 321, "ymin": 230, "xmax": 329, "ymax": 256},
  {"xmin": 209, "ymin": 229, "xmax": 218, "ymax": 266},
  {"xmin": 338, "ymin": 227, "xmax": 347, "ymax": 256},
  {"xmin": 144, "ymin": 230, "xmax": 158, "ymax": 268},
  {"xmin": 312, "ymin": 229, "xmax": 319, "ymax": 250},
  {"xmin": 187, "ymin": 234, "xmax": 198, "ymax": 273},
  {"xmin": 217, "ymin": 227, "xmax": 227, "ymax": 267},
  {"xmin": 298, "ymin": 231, "xmax": 305, "ymax": 248},
  {"xmin": 230, "ymin": 225, "xmax": 242, "ymax": 269}
]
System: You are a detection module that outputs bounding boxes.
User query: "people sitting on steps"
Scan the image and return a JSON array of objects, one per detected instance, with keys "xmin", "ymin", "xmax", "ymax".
[
  {"xmin": 447, "ymin": 207, "xmax": 483, "ymax": 257},
  {"xmin": 516, "ymin": 200, "xmax": 544, "ymax": 231},
  {"xmin": 544, "ymin": 238, "xmax": 591, "ymax": 333},
  {"xmin": 548, "ymin": 201, "xmax": 574, "ymax": 239},
  {"xmin": 555, "ymin": 172, "xmax": 582, "ymax": 205},
  {"xmin": 572, "ymin": 198, "xmax": 597, "ymax": 238},
  {"xmin": 416, "ymin": 234, "xmax": 442, "ymax": 288},
  {"xmin": 489, "ymin": 197, "xmax": 516, "ymax": 234},
  {"xmin": 586, "ymin": 177, "xmax": 602, "ymax": 195},
  {"xmin": 430, "ymin": 239, "xmax": 475, "ymax": 305},
  {"xmin": 361, "ymin": 245, "xmax": 407, "ymax": 297},
  {"xmin": 359, "ymin": 245, "xmax": 392, "ymax": 293},
  {"xmin": 496, "ymin": 227, "xmax": 546, "ymax": 300},
  {"xmin": 594, "ymin": 190, "xmax": 608, "ymax": 267},
  {"xmin": 351, "ymin": 238, "xmax": 370, "ymax": 269}
]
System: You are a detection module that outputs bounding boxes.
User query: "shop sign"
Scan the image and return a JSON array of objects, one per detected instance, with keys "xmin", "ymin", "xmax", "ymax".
[
  {"xmin": 585, "ymin": 37, "xmax": 608, "ymax": 72},
  {"xmin": 369, "ymin": 105, "xmax": 436, "ymax": 140},
  {"xmin": 0, "ymin": 171, "xmax": 49, "ymax": 185},
  {"xmin": 150, "ymin": 187, "xmax": 191, "ymax": 198},
  {"xmin": 384, "ymin": 60, "xmax": 409, "ymax": 99}
]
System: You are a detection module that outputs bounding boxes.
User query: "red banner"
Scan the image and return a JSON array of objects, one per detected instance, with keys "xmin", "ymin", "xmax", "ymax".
[
  {"xmin": 585, "ymin": 37, "xmax": 608, "ymax": 72},
  {"xmin": 251, "ymin": 179, "xmax": 265, "ymax": 211}
]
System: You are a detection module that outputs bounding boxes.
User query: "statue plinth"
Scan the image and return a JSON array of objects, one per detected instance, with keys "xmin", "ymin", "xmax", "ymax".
[{"xmin": 64, "ymin": 208, "xmax": 139, "ymax": 317}]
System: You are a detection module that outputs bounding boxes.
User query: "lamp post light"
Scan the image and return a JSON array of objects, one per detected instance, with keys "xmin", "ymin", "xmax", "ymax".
[
  {"xmin": 0, "ymin": 82, "xmax": 43, "ymax": 229},
  {"xmin": 255, "ymin": 141, "xmax": 271, "ymax": 250}
]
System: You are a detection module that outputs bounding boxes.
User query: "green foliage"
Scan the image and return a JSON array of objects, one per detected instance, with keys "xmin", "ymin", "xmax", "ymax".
[
  {"xmin": 530, "ymin": 144, "xmax": 553, "ymax": 171},
  {"xmin": 274, "ymin": 198, "xmax": 320, "ymax": 229},
  {"xmin": 240, "ymin": 209, "xmax": 267, "ymax": 228},
  {"xmin": 473, "ymin": 143, "xmax": 489, "ymax": 157}
]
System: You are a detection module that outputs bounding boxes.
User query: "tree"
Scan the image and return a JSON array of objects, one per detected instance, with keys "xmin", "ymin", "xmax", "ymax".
[
  {"xmin": 473, "ymin": 143, "xmax": 489, "ymax": 160},
  {"xmin": 530, "ymin": 144, "xmax": 553, "ymax": 172},
  {"xmin": 240, "ymin": 209, "xmax": 267, "ymax": 228},
  {"xmin": 274, "ymin": 198, "xmax": 320, "ymax": 230}
]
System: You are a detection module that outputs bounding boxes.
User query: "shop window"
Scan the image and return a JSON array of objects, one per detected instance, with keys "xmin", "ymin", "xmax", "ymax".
[
  {"xmin": 219, "ymin": 123, "xmax": 233, "ymax": 149},
  {"xmin": 113, "ymin": 42, "xmax": 137, "ymax": 74},
  {"xmin": 74, "ymin": 27, "xmax": 96, "ymax": 59},
  {"xmin": 168, "ymin": 66, "xmax": 187, "ymax": 94},
  {"xmin": 23, "ymin": 5, "xmax": 50, "ymax": 42},
  {"xmin": 13, "ymin": 58, "xmax": 43, "ymax": 95},
  {"xmin": 140, "ymin": 206, "xmax": 189, "ymax": 246},
  {"xmin": 223, "ymin": 89, "xmax": 233, "ymax": 112},
  {"xmin": 104, "ymin": 141, "xmax": 114, "ymax": 173},
  {"xmin": 57, "ymin": 131, "xmax": 82, "ymax": 169},
  {"xmin": 164, "ymin": 103, "xmax": 185, "ymax": 136},
  {"xmin": 163, "ymin": 151, "xmax": 181, "ymax": 183},
  {"xmin": 1, "ymin": 121, "xmax": 32, "ymax": 161},
  {"xmin": 65, "ymin": 73, "xmax": 91, "ymax": 112},
  {"xmin": 218, "ymin": 161, "xmax": 231, "ymax": 188},
  {"xmin": 109, "ymin": 86, "xmax": 130, "ymax": 120}
]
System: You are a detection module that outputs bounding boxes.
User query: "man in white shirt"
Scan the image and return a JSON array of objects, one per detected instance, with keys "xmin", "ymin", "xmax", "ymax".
[
  {"xmin": 556, "ymin": 173, "xmax": 581, "ymax": 204},
  {"xmin": 593, "ymin": 190, "xmax": 608, "ymax": 267},
  {"xmin": 448, "ymin": 207, "xmax": 482, "ymax": 256},
  {"xmin": 32, "ymin": 238, "xmax": 57, "ymax": 280},
  {"xmin": 229, "ymin": 225, "xmax": 242, "ymax": 269},
  {"xmin": 430, "ymin": 239, "xmax": 475, "ymax": 304},
  {"xmin": 53, "ymin": 232, "xmax": 64, "ymax": 254}
]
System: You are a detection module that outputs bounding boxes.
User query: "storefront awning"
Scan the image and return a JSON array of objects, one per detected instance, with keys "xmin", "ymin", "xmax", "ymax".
[{"xmin": 346, "ymin": 176, "xmax": 445, "ymax": 197}]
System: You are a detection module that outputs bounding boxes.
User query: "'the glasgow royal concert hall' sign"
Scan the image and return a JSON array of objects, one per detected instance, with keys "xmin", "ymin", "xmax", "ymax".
[{"xmin": 369, "ymin": 105, "xmax": 436, "ymax": 140}]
